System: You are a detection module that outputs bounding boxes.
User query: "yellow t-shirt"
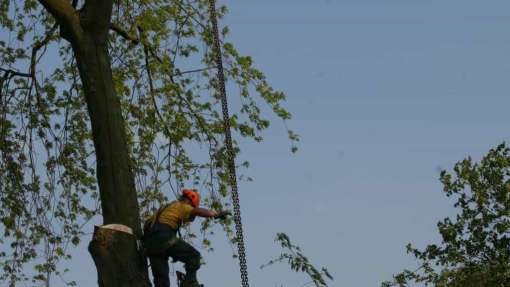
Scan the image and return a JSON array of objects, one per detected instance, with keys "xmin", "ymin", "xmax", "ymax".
[{"xmin": 151, "ymin": 201, "xmax": 194, "ymax": 229}]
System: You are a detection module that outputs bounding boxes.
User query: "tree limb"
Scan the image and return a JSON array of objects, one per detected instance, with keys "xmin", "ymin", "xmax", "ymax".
[
  {"xmin": 30, "ymin": 24, "xmax": 59, "ymax": 105},
  {"xmin": 37, "ymin": 0, "xmax": 76, "ymax": 23},
  {"xmin": 0, "ymin": 68, "xmax": 31, "ymax": 78},
  {"xmin": 0, "ymin": 23, "xmax": 59, "ymax": 89},
  {"xmin": 110, "ymin": 23, "xmax": 139, "ymax": 44},
  {"xmin": 31, "ymin": 24, "xmax": 59, "ymax": 77},
  {"xmin": 173, "ymin": 67, "xmax": 215, "ymax": 76},
  {"xmin": 110, "ymin": 23, "xmax": 214, "ymax": 77},
  {"xmin": 109, "ymin": 24, "xmax": 159, "ymax": 60}
]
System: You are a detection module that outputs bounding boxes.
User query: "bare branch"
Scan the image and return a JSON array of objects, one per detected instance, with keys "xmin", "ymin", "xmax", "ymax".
[
  {"xmin": 173, "ymin": 67, "xmax": 215, "ymax": 76},
  {"xmin": 0, "ymin": 67, "xmax": 31, "ymax": 78}
]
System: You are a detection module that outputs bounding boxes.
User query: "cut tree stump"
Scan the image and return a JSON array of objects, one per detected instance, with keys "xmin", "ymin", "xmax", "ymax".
[{"xmin": 89, "ymin": 225, "xmax": 150, "ymax": 287}]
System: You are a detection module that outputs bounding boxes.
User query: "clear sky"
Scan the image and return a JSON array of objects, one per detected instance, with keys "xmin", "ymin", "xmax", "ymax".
[{"xmin": 26, "ymin": 0, "xmax": 510, "ymax": 286}]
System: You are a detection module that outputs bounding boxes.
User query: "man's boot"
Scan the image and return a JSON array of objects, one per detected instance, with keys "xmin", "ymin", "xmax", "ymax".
[
  {"xmin": 181, "ymin": 279, "xmax": 201, "ymax": 287},
  {"xmin": 176, "ymin": 271, "xmax": 203, "ymax": 287}
]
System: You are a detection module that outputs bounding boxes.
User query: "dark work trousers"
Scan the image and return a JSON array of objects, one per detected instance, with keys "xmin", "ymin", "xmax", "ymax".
[{"xmin": 144, "ymin": 223, "xmax": 201, "ymax": 287}]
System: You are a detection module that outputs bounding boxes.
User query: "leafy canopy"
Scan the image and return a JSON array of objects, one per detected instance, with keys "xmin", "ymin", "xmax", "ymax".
[
  {"xmin": 0, "ymin": 0, "xmax": 297, "ymax": 285},
  {"xmin": 383, "ymin": 143, "xmax": 510, "ymax": 287}
]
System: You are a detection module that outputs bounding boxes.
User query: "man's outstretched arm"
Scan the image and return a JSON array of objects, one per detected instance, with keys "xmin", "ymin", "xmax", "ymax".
[{"xmin": 191, "ymin": 208, "xmax": 231, "ymax": 219}]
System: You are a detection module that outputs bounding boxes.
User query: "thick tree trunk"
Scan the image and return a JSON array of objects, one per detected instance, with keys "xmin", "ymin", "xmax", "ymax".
[
  {"xmin": 71, "ymin": 24, "xmax": 141, "ymax": 233},
  {"xmin": 69, "ymin": 32, "xmax": 150, "ymax": 286},
  {"xmin": 37, "ymin": 0, "xmax": 150, "ymax": 284},
  {"xmin": 48, "ymin": 1, "xmax": 151, "ymax": 285}
]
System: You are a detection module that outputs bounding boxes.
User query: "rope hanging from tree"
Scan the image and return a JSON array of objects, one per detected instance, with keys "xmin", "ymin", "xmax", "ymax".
[{"xmin": 207, "ymin": 1, "xmax": 250, "ymax": 287}]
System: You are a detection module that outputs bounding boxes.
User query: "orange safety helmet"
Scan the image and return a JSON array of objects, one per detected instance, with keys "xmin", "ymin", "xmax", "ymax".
[{"xmin": 182, "ymin": 189, "xmax": 200, "ymax": 208}]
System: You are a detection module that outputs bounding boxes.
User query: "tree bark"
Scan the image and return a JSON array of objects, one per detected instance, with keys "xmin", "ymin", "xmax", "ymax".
[
  {"xmin": 71, "ymin": 14, "xmax": 141, "ymax": 235},
  {"xmin": 70, "ymin": 31, "xmax": 150, "ymax": 286},
  {"xmin": 37, "ymin": 0, "xmax": 151, "ymax": 285},
  {"xmin": 89, "ymin": 226, "xmax": 149, "ymax": 287}
]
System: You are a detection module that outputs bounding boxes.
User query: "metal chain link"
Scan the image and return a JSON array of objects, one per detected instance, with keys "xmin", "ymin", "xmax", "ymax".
[{"xmin": 207, "ymin": 1, "xmax": 250, "ymax": 287}]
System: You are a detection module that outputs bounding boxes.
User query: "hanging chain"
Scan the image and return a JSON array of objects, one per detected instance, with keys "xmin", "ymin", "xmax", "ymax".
[{"xmin": 207, "ymin": 1, "xmax": 250, "ymax": 287}]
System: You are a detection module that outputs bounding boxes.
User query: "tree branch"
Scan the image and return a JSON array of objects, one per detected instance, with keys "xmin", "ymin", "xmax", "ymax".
[
  {"xmin": 173, "ymin": 67, "xmax": 215, "ymax": 76},
  {"xmin": 110, "ymin": 23, "xmax": 140, "ymax": 44},
  {"xmin": 0, "ymin": 68, "xmax": 31, "ymax": 78},
  {"xmin": 37, "ymin": 0, "xmax": 76, "ymax": 23},
  {"xmin": 0, "ymin": 23, "xmax": 58, "ymax": 111},
  {"xmin": 31, "ymin": 24, "xmax": 59, "ymax": 76},
  {"xmin": 110, "ymin": 23, "xmax": 214, "ymax": 77},
  {"xmin": 30, "ymin": 24, "xmax": 59, "ymax": 104},
  {"xmin": 109, "ymin": 24, "xmax": 160, "ymax": 60}
]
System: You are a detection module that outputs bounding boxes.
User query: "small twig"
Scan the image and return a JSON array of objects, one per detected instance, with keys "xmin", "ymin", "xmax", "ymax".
[{"xmin": 172, "ymin": 66, "xmax": 215, "ymax": 76}]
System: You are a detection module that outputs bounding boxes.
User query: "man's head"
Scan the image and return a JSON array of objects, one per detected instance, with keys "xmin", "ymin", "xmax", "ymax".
[{"xmin": 181, "ymin": 189, "xmax": 200, "ymax": 208}]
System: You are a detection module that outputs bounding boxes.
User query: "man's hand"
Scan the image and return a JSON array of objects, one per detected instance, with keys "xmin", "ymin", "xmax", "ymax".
[{"xmin": 215, "ymin": 210, "xmax": 231, "ymax": 220}]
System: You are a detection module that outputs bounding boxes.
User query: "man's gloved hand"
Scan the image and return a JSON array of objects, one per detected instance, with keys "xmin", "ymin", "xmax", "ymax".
[{"xmin": 215, "ymin": 210, "xmax": 232, "ymax": 220}]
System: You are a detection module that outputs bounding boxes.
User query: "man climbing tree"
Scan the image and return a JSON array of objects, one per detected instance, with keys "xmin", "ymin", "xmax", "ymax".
[
  {"xmin": 143, "ymin": 189, "xmax": 230, "ymax": 287},
  {"xmin": 0, "ymin": 0, "xmax": 296, "ymax": 286}
]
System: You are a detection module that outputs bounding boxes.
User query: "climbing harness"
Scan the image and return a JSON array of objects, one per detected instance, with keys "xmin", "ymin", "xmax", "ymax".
[
  {"xmin": 142, "ymin": 202, "xmax": 172, "ymax": 236},
  {"xmin": 207, "ymin": 1, "xmax": 250, "ymax": 287}
]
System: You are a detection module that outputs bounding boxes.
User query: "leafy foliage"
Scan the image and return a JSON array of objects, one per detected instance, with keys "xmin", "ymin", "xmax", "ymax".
[
  {"xmin": 261, "ymin": 233, "xmax": 333, "ymax": 287},
  {"xmin": 383, "ymin": 143, "xmax": 510, "ymax": 287},
  {"xmin": 0, "ymin": 0, "xmax": 297, "ymax": 285}
]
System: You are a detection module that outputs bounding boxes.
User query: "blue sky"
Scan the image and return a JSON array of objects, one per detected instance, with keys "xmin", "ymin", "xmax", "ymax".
[{"xmin": 4, "ymin": 0, "xmax": 509, "ymax": 286}]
